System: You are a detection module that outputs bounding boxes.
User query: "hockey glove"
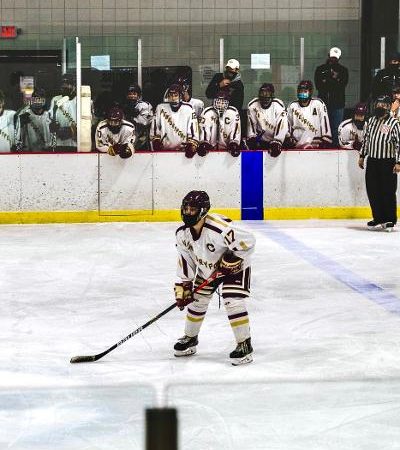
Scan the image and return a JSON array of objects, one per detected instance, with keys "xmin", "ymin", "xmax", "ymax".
[
  {"xmin": 319, "ymin": 139, "xmax": 332, "ymax": 149},
  {"xmin": 352, "ymin": 140, "xmax": 362, "ymax": 151},
  {"xmin": 219, "ymin": 251, "xmax": 243, "ymax": 276},
  {"xmin": 283, "ymin": 136, "xmax": 297, "ymax": 149},
  {"xmin": 19, "ymin": 112, "xmax": 31, "ymax": 127},
  {"xmin": 184, "ymin": 142, "xmax": 197, "ymax": 159},
  {"xmin": 49, "ymin": 121, "xmax": 60, "ymax": 134},
  {"xmin": 119, "ymin": 147, "xmax": 133, "ymax": 159},
  {"xmin": 246, "ymin": 136, "xmax": 258, "ymax": 150},
  {"xmin": 57, "ymin": 126, "xmax": 73, "ymax": 140},
  {"xmin": 228, "ymin": 142, "xmax": 241, "ymax": 157},
  {"xmin": 269, "ymin": 140, "xmax": 282, "ymax": 158},
  {"xmin": 197, "ymin": 142, "xmax": 213, "ymax": 157},
  {"xmin": 152, "ymin": 137, "xmax": 163, "ymax": 151},
  {"xmin": 108, "ymin": 145, "xmax": 118, "ymax": 156},
  {"xmin": 174, "ymin": 281, "xmax": 194, "ymax": 310}
]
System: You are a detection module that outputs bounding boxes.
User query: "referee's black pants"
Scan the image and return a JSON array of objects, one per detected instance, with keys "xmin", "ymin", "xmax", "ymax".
[{"xmin": 365, "ymin": 157, "xmax": 398, "ymax": 224}]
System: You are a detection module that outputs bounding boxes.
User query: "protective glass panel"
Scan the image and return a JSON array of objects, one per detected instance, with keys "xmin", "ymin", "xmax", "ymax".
[
  {"xmin": 223, "ymin": 33, "xmax": 301, "ymax": 107},
  {"xmin": 1, "ymin": 385, "xmax": 153, "ymax": 450},
  {"xmin": 0, "ymin": 37, "xmax": 65, "ymax": 153}
]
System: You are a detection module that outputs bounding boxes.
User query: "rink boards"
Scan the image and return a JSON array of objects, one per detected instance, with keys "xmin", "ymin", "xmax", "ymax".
[{"xmin": 0, "ymin": 149, "xmax": 388, "ymax": 224}]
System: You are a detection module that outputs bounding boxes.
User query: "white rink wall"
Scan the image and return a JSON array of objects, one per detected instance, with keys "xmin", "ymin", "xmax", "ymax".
[{"xmin": 0, "ymin": 150, "xmax": 379, "ymax": 220}]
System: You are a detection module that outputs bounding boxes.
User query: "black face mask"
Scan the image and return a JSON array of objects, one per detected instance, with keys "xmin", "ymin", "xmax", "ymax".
[
  {"xmin": 374, "ymin": 107, "xmax": 388, "ymax": 118},
  {"xmin": 224, "ymin": 71, "xmax": 236, "ymax": 80},
  {"xmin": 354, "ymin": 119, "xmax": 365, "ymax": 130},
  {"xmin": 182, "ymin": 213, "xmax": 200, "ymax": 227},
  {"xmin": 108, "ymin": 125, "xmax": 121, "ymax": 134}
]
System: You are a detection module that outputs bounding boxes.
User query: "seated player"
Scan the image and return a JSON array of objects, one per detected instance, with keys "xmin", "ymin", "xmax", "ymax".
[
  {"xmin": 286, "ymin": 80, "xmax": 332, "ymax": 149},
  {"xmin": 150, "ymin": 84, "xmax": 199, "ymax": 158},
  {"xmin": 15, "ymin": 89, "xmax": 51, "ymax": 152},
  {"xmin": 48, "ymin": 73, "xmax": 77, "ymax": 152},
  {"xmin": 247, "ymin": 83, "xmax": 288, "ymax": 157},
  {"xmin": 338, "ymin": 103, "xmax": 368, "ymax": 150},
  {"xmin": 198, "ymin": 90, "xmax": 241, "ymax": 157},
  {"xmin": 95, "ymin": 106, "xmax": 135, "ymax": 158},
  {"xmin": 123, "ymin": 84, "xmax": 153, "ymax": 150},
  {"xmin": 0, "ymin": 89, "xmax": 16, "ymax": 152}
]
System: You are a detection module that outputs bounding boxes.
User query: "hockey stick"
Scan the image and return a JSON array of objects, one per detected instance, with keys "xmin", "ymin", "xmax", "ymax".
[{"xmin": 70, "ymin": 271, "xmax": 223, "ymax": 363}]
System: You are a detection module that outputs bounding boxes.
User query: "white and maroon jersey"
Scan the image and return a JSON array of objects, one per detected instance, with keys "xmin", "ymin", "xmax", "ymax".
[
  {"xmin": 15, "ymin": 107, "xmax": 52, "ymax": 151},
  {"xmin": 95, "ymin": 119, "xmax": 136, "ymax": 154},
  {"xmin": 338, "ymin": 119, "xmax": 365, "ymax": 150},
  {"xmin": 175, "ymin": 213, "xmax": 255, "ymax": 282},
  {"xmin": 131, "ymin": 100, "xmax": 153, "ymax": 128},
  {"xmin": 48, "ymin": 95, "xmax": 77, "ymax": 147},
  {"xmin": 187, "ymin": 97, "xmax": 204, "ymax": 118},
  {"xmin": 199, "ymin": 106, "xmax": 241, "ymax": 149},
  {"xmin": 0, "ymin": 109, "xmax": 15, "ymax": 152},
  {"xmin": 247, "ymin": 97, "xmax": 289, "ymax": 143},
  {"xmin": 287, "ymin": 98, "xmax": 332, "ymax": 147},
  {"xmin": 150, "ymin": 102, "xmax": 199, "ymax": 150}
]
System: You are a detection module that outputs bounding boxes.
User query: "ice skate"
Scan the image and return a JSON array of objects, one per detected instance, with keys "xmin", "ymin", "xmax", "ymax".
[
  {"xmin": 367, "ymin": 220, "xmax": 382, "ymax": 230},
  {"xmin": 174, "ymin": 335, "xmax": 198, "ymax": 357},
  {"xmin": 230, "ymin": 337, "xmax": 253, "ymax": 366},
  {"xmin": 382, "ymin": 222, "xmax": 395, "ymax": 232}
]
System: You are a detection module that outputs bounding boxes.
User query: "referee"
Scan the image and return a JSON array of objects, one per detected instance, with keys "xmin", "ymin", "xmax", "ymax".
[{"xmin": 358, "ymin": 95, "xmax": 400, "ymax": 231}]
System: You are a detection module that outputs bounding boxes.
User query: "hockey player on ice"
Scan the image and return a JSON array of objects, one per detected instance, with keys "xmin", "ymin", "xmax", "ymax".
[
  {"xmin": 0, "ymin": 89, "xmax": 15, "ymax": 152},
  {"xmin": 174, "ymin": 190, "xmax": 255, "ymax": 365},
  {"xmin": 338, "ymin": 102, "xmax": 367, "ymax": 150},
  {"xmin": 123, "ymin": 84, "xmax": 153, "ymax": 150},
  {"xmin": 150, "ymin": 84, "xmax": 199, "ymax": 158},
  {"xmin": 286, "ymin": 80, "xmax": 332, "ymax": 149},
  {"xmin": 247, "ymin": 83, "xmax": 288, "ymax": 157},
  {"xmin": 95, "ymin": 106, "xmax": 135, "ymax": 158},
  {"xmin": 15, "ymin": 88, "xmax": 52, "ymax": 151},
  {"xmin": 198, "ymin": 90, "xmax": 241, "ymax": 157}
]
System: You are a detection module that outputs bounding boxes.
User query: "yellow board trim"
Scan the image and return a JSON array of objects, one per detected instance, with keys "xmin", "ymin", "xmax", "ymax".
[{"xmin": 1, "ymin": 207, "xmax": 398, "ymax": 224}]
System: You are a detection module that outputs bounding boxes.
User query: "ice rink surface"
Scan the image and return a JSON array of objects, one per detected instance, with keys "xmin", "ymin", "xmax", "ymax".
[{"xmin": 1, "ymin": 219, "xmax": 400, "ymax": 449}]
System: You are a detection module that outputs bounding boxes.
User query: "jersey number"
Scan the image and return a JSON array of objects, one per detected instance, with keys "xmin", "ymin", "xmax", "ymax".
[{"xmin": 224, "ymin": 230, "xmax": 235, "ymax": 245}]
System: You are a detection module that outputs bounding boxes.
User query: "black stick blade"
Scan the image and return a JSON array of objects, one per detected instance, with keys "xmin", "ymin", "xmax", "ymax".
[{"xmin": 70, "ymin": 355, "xmax": 96, "ymax": 363}]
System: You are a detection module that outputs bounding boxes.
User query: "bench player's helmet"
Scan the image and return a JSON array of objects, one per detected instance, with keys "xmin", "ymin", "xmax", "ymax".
[
  {"xmin": 127, "ymin": 84, "xmax": 142, "ymax": 106},
  {"xmin": 297, "ymin": 80, "xmax": 313, "ymax": 103},
  {"xmin": 30, "ymin": 88, "xmax": 46, "ymax": 114},
  {"xmin": 258, "ymin": 83, "xmax": 274, "ymax": 108},
  {"xmin": 213, "ymin": 89, "xmax": 230, "ymax": 116},
  {"xmin": 61, "ymin": 73, "xmax": 76, "ymax": 98},
  {"xmin": 353, "ymin": 102, "xmax": 368, "ymax": 129},
  {"xmin": 181, "ymin": 190, "xmax": 211, "ymax": 227},
  {"xmin": 107, "ymin": 106, "xmax": 124, "ymax": 133}
]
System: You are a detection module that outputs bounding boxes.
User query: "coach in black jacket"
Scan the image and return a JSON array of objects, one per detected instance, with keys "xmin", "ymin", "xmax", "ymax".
[
  {"xmin": 206, "ymin": 59, "xmax": 244, "ymax": 112},
  {"xmin": 314, "ymin": 47, "xmax": 349, "ymax": 147}
]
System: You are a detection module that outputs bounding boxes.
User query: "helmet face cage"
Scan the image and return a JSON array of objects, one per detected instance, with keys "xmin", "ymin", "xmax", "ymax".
[
  {"xmin": 167, "ymin": 85, "xmax": 181, "ymax": 105},
  {"xmin": 259, "ymin": 86, "xmax": 274, "ymax": 106},
  {"xmin": 214, "ymin": 97, "xmax": 229, "ymax": 115},
  {"xmin": 181, "ymin": 191, "xmax": 210, "ymax": 226},
  {"xmin": 107, "ymin": 108, "xmax": 124, "ymax": 130}
]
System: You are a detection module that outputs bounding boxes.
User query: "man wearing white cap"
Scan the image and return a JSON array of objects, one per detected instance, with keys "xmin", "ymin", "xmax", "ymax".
[
  {"xmin": 314, "ymin": 47, "xmax": 349, "ymax": 147},
  {"xmin": 206, "ymin": 58, "xmax": 244, "ymax": 111}
]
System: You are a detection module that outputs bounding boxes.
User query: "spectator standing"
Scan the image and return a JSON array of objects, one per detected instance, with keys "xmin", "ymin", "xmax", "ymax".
[
  {"xmin": 206, "ymin": 59, "xmax": 244, "ymax": 111},
  {"xmin": 314, "ymin": 47, "xmax": 349, "ymax": 147},
  {"xmin": 372, "ymin": 52, "xmax": 400, "ymax": 99},
  {"xmin": 358, "ymin": 95, "xmax": 400, "ymax": 231},
  {"xmin": 338, "ymin": 102, "xmax": 368, "ymax": 150}
]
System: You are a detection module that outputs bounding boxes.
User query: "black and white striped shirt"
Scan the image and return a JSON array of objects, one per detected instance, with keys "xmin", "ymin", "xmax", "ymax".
[{"xmin": 360, "ymin": 115, "xmax": 400, "ymax": 162}]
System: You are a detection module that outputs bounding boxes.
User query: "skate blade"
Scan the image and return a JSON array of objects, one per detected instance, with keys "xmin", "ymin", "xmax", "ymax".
[
  {"xmin": 368, "ymin": 225, "xmax": 383, "ymax": 231},
  {"xmin": 174, "ymin": 347, "xmax": 197, "ymax": 357},
  {"xmin": 231, "ymin": 354, "xmax": 253, "ymax": 366}
]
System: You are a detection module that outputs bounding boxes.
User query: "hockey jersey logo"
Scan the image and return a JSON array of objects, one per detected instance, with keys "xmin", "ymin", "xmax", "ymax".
[
  {"xmin": 293, "ymin": 108, "xmax": 318, "ymax": 133},
  {"xmin": 206, "ymin": 243, "xmax": 215, "ymax": 252},
  {"xmin": 160, "ymin": 109, "xmax": 186, "ymax": 140}
]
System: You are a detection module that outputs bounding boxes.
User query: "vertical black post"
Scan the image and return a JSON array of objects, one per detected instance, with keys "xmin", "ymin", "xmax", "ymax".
[
  {"xmin": 145, "ymin": 408, "xmax": 178, "ymax": 450},
  {"xmin": 360, "ymin": 0, "xmax": 399, "ymax": 101}
]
